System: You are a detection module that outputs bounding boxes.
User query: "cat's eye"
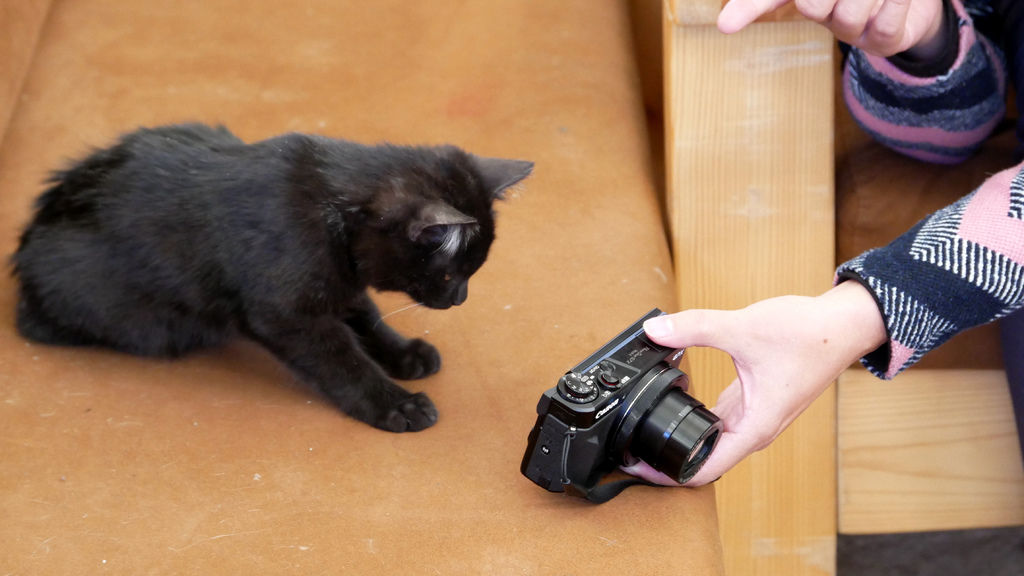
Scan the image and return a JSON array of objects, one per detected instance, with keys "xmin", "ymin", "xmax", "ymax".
[{"xmin": 443, "ymin": 274, "xmax": 452, "ymax": 282}]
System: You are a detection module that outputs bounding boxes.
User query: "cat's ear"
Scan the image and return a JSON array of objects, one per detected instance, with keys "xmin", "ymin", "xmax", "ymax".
[
  {"xmin": 408, "ymin": 201, "xmax": 478, "ymax": 245},
  {"xmin": 472, "ymin": 155, "xmax": 534, "ymax": 200}
]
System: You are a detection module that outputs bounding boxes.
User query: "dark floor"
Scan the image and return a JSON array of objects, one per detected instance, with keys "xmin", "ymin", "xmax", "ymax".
[{"xmin": 839, "ymin": 526, "xmax": 1024, "ymax": 576}]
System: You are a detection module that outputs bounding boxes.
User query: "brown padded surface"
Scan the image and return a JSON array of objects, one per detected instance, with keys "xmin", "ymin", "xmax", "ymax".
[
  {"xmin": 836, "ymin": 85, "xmax": 1009, "ymax": 370},
  {"xmin": 0, "ymin": 1, "xmax": 723, "ymax": 574},
  {"xmin": 0, "ymin": 0, "xmax": 51, "ymax": 141}
]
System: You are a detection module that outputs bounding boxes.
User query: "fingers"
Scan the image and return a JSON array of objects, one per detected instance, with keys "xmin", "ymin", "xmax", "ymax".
[
  {"xmin": 620, "ymin": 460, "xmax": 681, "ymax": 486},
  {"xmin": 718, "ymin": 0, "xmax": 792, "ymax": 34},
  {"xmin": 686, "ymin": 380, "xmax": 754, "ymax": 486},
  {"xmin": 793, "ymin": 0, "xmax": 839, "ymax": 22},
  {"xmin": 867, "ymin": 0, "xmax": 912, "ymax": 54},
  {"xmin": 643, "ymin": 309, "xmax": 736, "ymax": 351},
  {"xmin": 711, "ymin": 379, "xmax": 744, "ymax": 424},
  {"xmin": 719, "ymin": 0, "xmax": 920, "ymax": 59},
  {"xmin": 830, "ymin": 0, "xmax": 878, "ymax": 43},
  {"xmin": 621, "ymin": 379, "xmax": 750, "ymax": 487},
  {"xmin": 683, "ymin": 427, "xmax": 761, "ymax": 486},
  {"xmin": 619, "ymin": 426, "xmax": 763, "ymax": 487}
]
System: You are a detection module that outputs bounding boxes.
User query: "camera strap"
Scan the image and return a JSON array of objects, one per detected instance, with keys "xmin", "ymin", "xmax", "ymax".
[
  {"xmin": 579, "ymin": 477, "xmax": 662, "ymax": 504},
  {"xmin": 559, "ymin": 425, "xmax": 663, "ymax": 503}
]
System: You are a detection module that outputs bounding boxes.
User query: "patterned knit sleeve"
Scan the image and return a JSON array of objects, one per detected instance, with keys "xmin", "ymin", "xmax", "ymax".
[
  {"xmin": 843, "ymin": 0, "xmax": 1007, "ymax": 164},
  {"xmin": 836, "ymin": 162, "xmax": 1024, "ymax": 379}
]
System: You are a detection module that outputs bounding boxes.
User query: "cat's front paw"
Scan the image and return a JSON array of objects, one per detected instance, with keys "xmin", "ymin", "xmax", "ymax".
[
  {"xmin": 385, "ymin": 338, "xmax": 441, "ymax": 380},
  {"xmin": 380, "ymin": 392, "xmax": 438, "ymax": 432}
]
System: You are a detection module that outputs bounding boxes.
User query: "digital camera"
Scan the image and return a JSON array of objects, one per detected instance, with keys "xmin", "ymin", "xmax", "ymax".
[{"xmin": 520, "ymin": 309, "xmax": 722, "ymax": 502}]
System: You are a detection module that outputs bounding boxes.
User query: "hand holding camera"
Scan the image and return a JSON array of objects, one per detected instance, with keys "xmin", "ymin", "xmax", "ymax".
[
  {"xmin": 520, "ymin": 309, "xmax": 722, "ymax": 502},
  {"xmin": 630, "ymin": 281, "xmax": 888, "ymax": 488}
]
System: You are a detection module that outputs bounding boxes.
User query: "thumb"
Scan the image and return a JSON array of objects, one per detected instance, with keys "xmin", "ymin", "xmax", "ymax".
[
  {"xmin": 643, "ymin": 309, "xmax": 735, "ymax": 351},
  {"xmin": 718, "ymin": 0, "xmax": 792, "ymax": 34}
]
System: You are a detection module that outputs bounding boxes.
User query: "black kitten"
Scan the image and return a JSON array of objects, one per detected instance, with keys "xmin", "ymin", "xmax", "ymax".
[{"xmin": 12, "ymin": 123, "xmax": 533, "ymax": 432}]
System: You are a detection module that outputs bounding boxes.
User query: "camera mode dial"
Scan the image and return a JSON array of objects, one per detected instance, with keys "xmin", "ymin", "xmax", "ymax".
[{"xmin": 559, "ymin": 373, "xmax": 598, "ymax": 403}]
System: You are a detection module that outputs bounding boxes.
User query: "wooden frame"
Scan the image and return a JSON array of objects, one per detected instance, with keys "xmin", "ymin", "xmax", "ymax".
[
  {"xmin": 664, "ymin": 4, "xmax": 1024, "ymax": 574},
  {"xmin": 663, "ymin": 5, "xmax": 836, "ymax": 575},
  {"xmin": 839, "ymin": 369, "xmax": 1024, "ymax": 534}
]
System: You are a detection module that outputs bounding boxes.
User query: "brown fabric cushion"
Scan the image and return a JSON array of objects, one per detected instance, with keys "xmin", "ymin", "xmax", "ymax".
[
  {"xmin": 0, "ymin": 0, "xmax": 51, "ymax": 144},
  {"xmin": 0, "ymin": 1, "xmax": 722, "ymax": 573}
]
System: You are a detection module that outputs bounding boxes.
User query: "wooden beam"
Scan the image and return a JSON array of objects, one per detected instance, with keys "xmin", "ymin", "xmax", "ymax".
[
  {"xmin": 839, "ymin": 369, "xmax": 1024, "ymax": 534},
  {"xmin": 664, "ymin": 15, "xmax": 835, "ymax": 576}
]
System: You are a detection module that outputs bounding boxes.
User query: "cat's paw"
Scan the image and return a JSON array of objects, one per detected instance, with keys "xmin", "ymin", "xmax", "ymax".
[
  {"xmin": 385, "ymin": 338, "xmax": 441, "ymax": 380},
  {"xmin": 380, "ymin": 392, "xmax": 438, "ymax": 432}
]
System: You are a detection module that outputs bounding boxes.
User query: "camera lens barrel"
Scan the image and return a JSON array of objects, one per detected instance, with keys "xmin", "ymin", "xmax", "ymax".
[
  {"xmin": 611, "ymin": 365, "xmax": 722, "ymax": 484},
  {"xmin": 633, "ymin": 389, "xmax": 721, "ymax": 483}
]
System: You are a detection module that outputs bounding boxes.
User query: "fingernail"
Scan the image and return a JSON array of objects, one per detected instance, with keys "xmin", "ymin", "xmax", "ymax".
[{"xmin": 644, "ymin": 317, "xmax": 671, "ymax": 340}]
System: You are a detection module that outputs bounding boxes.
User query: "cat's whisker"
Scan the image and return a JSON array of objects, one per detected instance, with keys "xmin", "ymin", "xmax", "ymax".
[{"xmin": 374, "ymin": 302, "xmax": 423, "ymax": 328}]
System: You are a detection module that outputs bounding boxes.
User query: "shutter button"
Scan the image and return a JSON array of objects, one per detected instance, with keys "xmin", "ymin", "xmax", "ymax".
[{"xmin": 598, "ymin": 360, "xmax": 621, "ymax": 388}]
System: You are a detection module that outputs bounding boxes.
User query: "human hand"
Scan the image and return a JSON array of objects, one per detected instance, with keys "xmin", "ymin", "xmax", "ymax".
[
  {"xmin": 622, "ymin": 280, "xmax": 887, "ymax": 486},
  {"xmin": 718, "ymin": 0, "xmax": 947, "ymax": 59}
]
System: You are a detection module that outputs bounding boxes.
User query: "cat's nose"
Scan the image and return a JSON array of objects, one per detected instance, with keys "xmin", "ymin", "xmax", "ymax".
[{"xmin": 452, "ymin": 282, "xmax": 468, "ymax": 306}]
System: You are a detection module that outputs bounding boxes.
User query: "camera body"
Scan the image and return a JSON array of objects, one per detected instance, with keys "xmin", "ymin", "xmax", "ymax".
[{"xmin": 521, "ymin": 309, "xmax": 721, "ymax": 501}]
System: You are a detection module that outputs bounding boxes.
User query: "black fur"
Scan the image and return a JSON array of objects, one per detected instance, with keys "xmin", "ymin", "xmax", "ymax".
[{"xmin": 11, "ymin": 123, "xmax": 533, "ymax": 432}]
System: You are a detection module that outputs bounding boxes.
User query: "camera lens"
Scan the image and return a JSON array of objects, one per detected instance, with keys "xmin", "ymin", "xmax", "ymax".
[
  {"xmin": 610, "ymin": 366, "xmax": 723, "ymax": 484},
  {"xmin": 633, "ymin": 389, "xmax": 722, "ymax": 483},
  {"xmin": 686, "ymin": 429, "xmax": 717, "ymax": 464}
]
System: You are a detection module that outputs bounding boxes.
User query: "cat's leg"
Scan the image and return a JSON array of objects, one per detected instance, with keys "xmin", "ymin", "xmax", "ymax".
[
  {"xmin": 246, "ymin": 313, "xmax": 438, "ymax": 432},
  {"xmin": 343, "ymin": 293, "xmax": 441, "ymax": 381}
]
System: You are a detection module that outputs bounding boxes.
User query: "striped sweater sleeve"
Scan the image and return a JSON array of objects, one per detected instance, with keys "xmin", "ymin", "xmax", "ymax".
[
  {"xmin": 843, "ymin": 0, "xmax": 1007, "ymax": 164},
  {"xmin": 836, "ymin": 161, "xmax": 1024, "ymax": 379}
]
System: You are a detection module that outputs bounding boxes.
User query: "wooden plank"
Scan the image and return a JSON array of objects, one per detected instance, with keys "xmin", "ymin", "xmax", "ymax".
[
  {"xmin": 664, "ymin": 17, "xmax": 835, "ymax": 576},
  {"xmin": 839, "ymin": 369, "xmax": 1024, "ymax": 534}
]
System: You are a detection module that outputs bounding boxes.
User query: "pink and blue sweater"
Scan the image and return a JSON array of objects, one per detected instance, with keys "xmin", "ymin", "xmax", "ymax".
[{"xmin": 837, "ymin": 0, "xmax": 1024, "ymax": 379}]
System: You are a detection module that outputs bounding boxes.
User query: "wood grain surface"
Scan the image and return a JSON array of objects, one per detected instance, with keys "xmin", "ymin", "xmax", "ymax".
[
  {"xmin": 664, "ymin": 16, "xmax": 836, "ymax": 576},
  {"xmin": 839, "ymin": 369, "xmax": 1024, "ymax": 534}
]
